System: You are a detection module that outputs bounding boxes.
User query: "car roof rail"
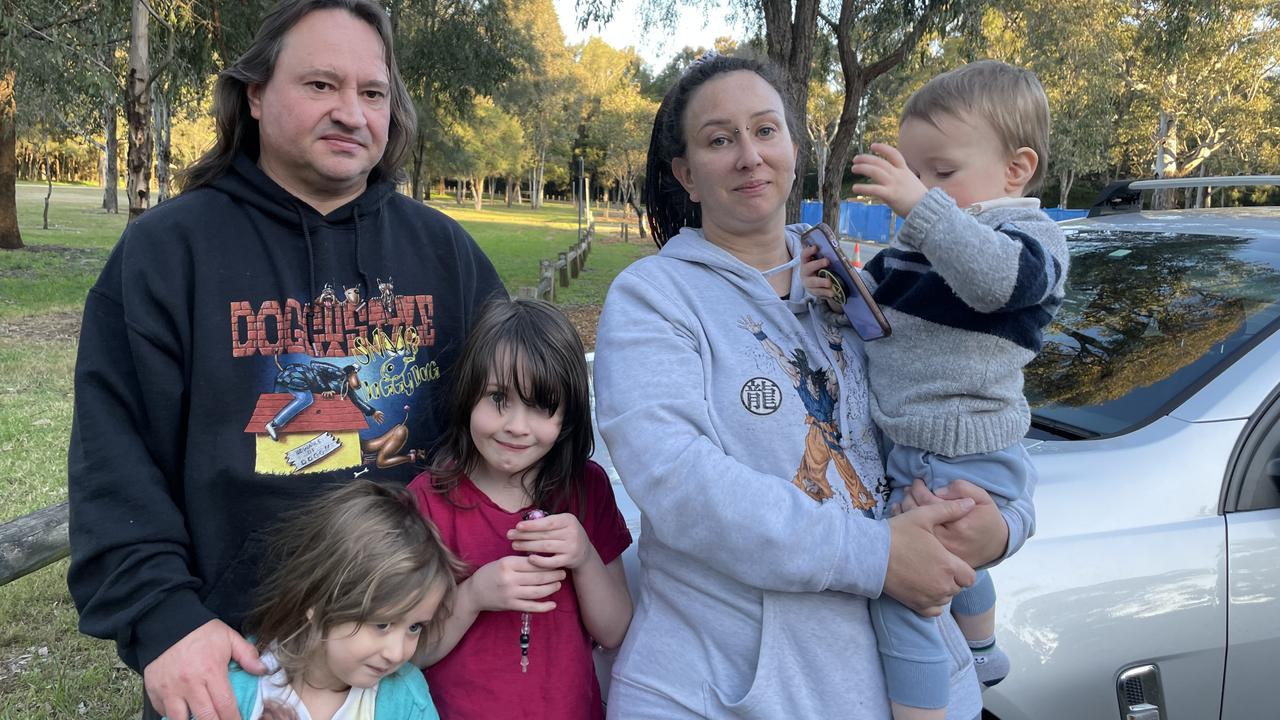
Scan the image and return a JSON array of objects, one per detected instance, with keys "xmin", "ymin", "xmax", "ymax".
[{"xmin": 1088, "ymin": 175, "xmax": 1280, "ymax": 217}]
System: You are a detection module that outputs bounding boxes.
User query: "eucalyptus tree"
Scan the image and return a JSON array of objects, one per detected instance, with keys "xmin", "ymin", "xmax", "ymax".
[
  {"xmin": 497, "ymin": 0, "xmax": 578, "ymax": 209},
  {"xmin": 597, "ymin": 84, "xmax": 657, "ymax": 234},
  {"xmin": 575, "ymin": 0, "xmax": 821, "ymax": 221},
  {"xmin": 1, "ymin": 0, "xmax": 126, "ymax": 248},
  {"xmin": 394, "ymin": 0, "xmax": 532, "ymax": 200},
  {"xmin": 813, "ymin": 0, "xmax": 973, "ymax": 230}
]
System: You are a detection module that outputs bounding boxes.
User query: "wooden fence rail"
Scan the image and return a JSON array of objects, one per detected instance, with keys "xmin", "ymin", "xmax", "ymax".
[
  {"xmin": 1, "ymin": 501, "xmax": 69, "ymax": 586},
  {"xmin": 518, "ymin": 223, "xmax": 594, "ymax": 301}
]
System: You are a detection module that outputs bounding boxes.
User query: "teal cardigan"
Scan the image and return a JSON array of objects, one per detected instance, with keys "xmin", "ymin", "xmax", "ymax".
[{"xmin": 222, "ymin": 661, "xmax": 439, "ymax": 719}]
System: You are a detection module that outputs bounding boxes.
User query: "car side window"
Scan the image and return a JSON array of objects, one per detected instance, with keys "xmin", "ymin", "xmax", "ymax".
[{"xmin": 1227, "ymin": 383, "xmax": 1280, "ymax": 513}]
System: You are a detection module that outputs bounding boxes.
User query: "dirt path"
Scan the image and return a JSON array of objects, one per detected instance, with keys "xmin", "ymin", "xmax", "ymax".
[
  {"xmin": 564, "ymin": 305, "xmax": 602, "ymax": 352},
  {"xmin": 0, "ymin": 310, "xmax": 83, "ymax": 344}
]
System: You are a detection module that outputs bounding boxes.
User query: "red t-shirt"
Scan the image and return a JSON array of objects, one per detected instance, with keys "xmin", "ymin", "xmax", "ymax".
[{"xmin": 408, "ymin": 461, "xmax": 632, "ymax": 720}]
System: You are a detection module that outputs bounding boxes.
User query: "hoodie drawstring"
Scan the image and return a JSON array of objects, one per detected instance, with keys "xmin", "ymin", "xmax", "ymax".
[
  {"xmin": 295, "ymin": 204, "xmax": 318, "ymax": 305},
  {"xmin": 353, "ymin": 207, "xmax": 372, "ymax": 305}
]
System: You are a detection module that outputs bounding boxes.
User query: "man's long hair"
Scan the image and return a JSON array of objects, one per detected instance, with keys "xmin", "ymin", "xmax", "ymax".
[{"xmin": 176, "ymin": 0, "xmax": 416, "ymax": 192}]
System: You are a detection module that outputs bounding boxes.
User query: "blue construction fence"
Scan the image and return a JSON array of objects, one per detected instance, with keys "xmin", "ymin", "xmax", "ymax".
[{"xmin": 800, "ymin": 201, "xmax": 1087, "ymax": 242}]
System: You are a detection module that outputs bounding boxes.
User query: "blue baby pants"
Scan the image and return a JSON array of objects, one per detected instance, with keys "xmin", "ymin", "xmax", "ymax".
[{"xmin": 872, "ymin": 441, "xmax": 1034, "ymax": 709}]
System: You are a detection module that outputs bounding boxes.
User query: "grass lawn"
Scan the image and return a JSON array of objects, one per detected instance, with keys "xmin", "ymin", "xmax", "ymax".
[{"xmin": 0, "ymin": 181, "xmax": 651, "ymax": 718}]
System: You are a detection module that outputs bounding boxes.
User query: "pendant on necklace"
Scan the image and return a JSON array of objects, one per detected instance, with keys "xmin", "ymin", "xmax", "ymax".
[{"xmin": 518, "ymin": 508, "xmax": 548, "ymax": 673}]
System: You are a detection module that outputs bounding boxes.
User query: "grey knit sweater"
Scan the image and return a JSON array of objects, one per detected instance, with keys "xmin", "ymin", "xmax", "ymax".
[{"xmin": 859, "ymin": 188, "xmax": 1069, "ymax": 457}]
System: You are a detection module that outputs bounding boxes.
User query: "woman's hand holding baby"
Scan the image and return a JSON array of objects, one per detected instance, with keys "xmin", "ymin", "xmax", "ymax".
[{"xmin": 897, "ymin": 478, "xmax": 1010, "ymax": 569}]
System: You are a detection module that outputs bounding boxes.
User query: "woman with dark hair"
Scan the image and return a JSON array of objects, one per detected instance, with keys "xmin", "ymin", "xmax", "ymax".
[{"xmin": 593, "ymin": 54, "xmax": 1024, "ymax": 718}]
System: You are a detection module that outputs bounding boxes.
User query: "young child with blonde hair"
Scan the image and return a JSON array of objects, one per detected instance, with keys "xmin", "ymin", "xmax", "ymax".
[{"xmin": 171, "ymin": 480, "xmax": 462, "ymax": 720}]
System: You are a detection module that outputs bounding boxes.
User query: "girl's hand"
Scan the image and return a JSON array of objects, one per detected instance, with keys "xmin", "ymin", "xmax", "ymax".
[
  {"xmin": 509, "ymin": 513, "xmax": 596, "ymax": 571},
  {"xmin": 850, "ymin": 143, "xmax": 928, "ymax": 217},
  {"xmin": 800, "ymin": 245, "xmax": 842, "ymax": 313},
  {"xmin": 464, "ymin": 556, "xmax": 565, "ymax": 613}
]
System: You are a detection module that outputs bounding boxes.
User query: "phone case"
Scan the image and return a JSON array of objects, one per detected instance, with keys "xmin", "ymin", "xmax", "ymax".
[{"xmin": 801, "ymin": 224, "xmax": 892, "ymax": 341}]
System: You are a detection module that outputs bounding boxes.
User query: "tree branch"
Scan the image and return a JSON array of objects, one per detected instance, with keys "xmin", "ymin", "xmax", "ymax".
[{"xmin": 864, "ymin": 0, "xmax": 948, "ymax": 81}]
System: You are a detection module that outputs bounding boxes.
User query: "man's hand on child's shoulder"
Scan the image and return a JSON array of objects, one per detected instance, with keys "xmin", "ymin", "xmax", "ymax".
[{"xmin": 850, "ymin": 143, "xmax": 928, "ymax": 218}]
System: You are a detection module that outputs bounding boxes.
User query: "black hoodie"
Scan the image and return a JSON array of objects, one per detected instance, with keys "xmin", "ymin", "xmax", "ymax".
[{"xmin": 67, "ymin": 154, "xmax": 504, "ymax": 672}]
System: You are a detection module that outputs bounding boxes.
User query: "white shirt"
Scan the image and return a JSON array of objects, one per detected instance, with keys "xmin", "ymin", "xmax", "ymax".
[{"xmin": 252, "ymin": 651, "xmax": 378, "ymax": 720}]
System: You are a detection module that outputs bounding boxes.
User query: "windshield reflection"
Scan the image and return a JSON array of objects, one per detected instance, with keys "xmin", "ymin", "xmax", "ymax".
[{"xmin": 1026, "ymin": 230, "xmax": 1280, "ymax": 436}]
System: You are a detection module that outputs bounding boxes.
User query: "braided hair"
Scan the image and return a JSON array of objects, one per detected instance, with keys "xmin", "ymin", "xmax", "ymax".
[{"xmin": 643, "ymin": 54, "xmax": 798, "ymax": 247}]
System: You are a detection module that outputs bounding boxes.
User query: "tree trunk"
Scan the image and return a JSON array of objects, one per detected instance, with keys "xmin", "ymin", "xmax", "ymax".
[
  {"xmin": 761, "ymin": 0, "xmax": 819, "ymax": 224},
  {"xmin": 410, "ymin": 130, "xmax": 425, "ymax": 201},
  {"xmin": 624, "ymin": 179, "xmax": 646, "ymax": 238},
  {"xmin": 472, "ymin": 177, "xmax": 482, "ymax": 210},
  {"xmin": 533, "ymin": 148, "xmax": 546, "ymax": 209},
  {"xmin": 0, "ymin": 71, "xmax": 20, "ymax": 250},
  {"xmin": 153, "ymin": 83, "xmax": 172, "ymax": 203},
  {"xmin": 102, "ymin": 95, "xmax": 119, "ymax": 213},
  {"xmin": 42, "ymin": 149, "xmax": 52, "ymax": 230},
  {"xmin": 505, "ymin": 175, "xmax": 513, "ymax": 207},
  {"xmin": 126, "ymin": 0, "xmax": 153, "ymax": 222},
  {"xmin": 813, "ymin": 134, "xmax": 829, "ymax": 197},
  {"xmin": 821, "ymin": 74, "xmax": 865, "ymax": 231},
  {"xmin": 1059, "ymin": 168, "xmax": 1075, "ymax": 209},
  {"xmin": 454, "ymin": 177, "xmax": 463, "ymax": 205},
  {"xmin": 1152, "ymin": 74, "xmax": 1179, "ymax": 211}
]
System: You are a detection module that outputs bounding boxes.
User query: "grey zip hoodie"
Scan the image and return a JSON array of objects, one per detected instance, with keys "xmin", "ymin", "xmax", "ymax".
[{"xmin": 594, "ymin": 225, "xmax": 986, "ymax": 719}]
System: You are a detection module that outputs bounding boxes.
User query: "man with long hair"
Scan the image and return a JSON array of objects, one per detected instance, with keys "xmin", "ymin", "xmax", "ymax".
[{"xmin": 66, "ymin": 3, "xmax": 504, "ymax": 718}]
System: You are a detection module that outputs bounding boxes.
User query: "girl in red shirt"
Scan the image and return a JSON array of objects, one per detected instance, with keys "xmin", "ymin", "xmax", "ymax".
[{"xmin": 408, "ymin": 298, "xmax": 633, "ymax": 720}]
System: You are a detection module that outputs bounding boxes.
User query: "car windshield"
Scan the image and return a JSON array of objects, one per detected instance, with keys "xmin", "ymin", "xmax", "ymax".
[{"xmin": 1026, "ymin": 227, "xmax": 1280, "ymax": 437}]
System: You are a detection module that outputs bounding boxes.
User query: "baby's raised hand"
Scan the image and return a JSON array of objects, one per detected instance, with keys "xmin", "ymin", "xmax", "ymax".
[
  {"xmin": 465, "ymin": 555, "xmax": 565, "ymax": 614},
  {"xmin": 851, "ymin": 143, "xmax": 928, "ymax": 217},
  {"xmin": 509, "ymin": 513, "xmax": 596, "ymax": 571}
]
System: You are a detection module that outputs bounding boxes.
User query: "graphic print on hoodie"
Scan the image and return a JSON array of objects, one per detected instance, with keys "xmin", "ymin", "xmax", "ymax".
[
  {"xmin": 738, "ymin": 314, "xmax": 879, "ymax": 509},
  {"xmin": 235, "ymin": 272, "xmax": 444, "ymax": 475}
]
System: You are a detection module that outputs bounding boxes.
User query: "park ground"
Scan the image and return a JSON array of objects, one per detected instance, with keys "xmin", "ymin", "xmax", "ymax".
[{"xmin": 0, "ymin": 182, "xmax": 652, "ymax": 718}]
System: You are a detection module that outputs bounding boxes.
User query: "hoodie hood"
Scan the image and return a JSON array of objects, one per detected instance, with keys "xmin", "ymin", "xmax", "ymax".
[
  {"xmin": 215, "ymin": 153, "xmax": 398, "ymax": 225},
  {"xmin": 660, "ymin": 223, "xmax": 815, "ymax": 316},
  {"xmin": 210, "ymin": 153, "xmax": 398, "ymax": 308}
]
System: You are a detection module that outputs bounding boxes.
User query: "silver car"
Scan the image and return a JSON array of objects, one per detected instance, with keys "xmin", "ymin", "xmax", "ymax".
[{"xmin": 986, "ymin": 187, "xmax": 1280, "ymax": 720}]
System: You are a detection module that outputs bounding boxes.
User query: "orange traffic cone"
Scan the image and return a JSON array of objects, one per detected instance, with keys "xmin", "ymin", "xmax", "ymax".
[{"xmin": 852, "ymin": 242, "xmax": 863, "ymax": 268}]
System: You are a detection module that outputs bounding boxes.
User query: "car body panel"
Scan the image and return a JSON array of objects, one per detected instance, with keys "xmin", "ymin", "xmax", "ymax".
[
  {"xmin": 1062, "ymin": 207, "xmax": 1280, "ymax": 239},
  {"xmin": 984, "ymin": 415, "xmax": 1244, "ymax": 720},
  {"xmin": 1222, "ymin": 507, "xmax": 1280, "ymax": 718}
]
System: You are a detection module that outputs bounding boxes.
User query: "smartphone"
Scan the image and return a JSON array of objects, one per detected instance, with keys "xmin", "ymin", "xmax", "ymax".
[{"xmin": 800, "ymin": 223, "xmax": 892, "ymax": 342}]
